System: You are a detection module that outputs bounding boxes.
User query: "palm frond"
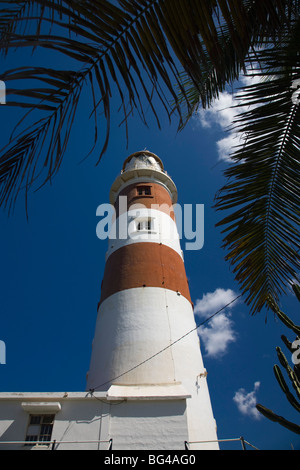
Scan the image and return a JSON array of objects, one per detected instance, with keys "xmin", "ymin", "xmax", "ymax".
[
  {"xmin": 0, "ymin": 66, "xmax": 85, "ymax": 213},
  {"xmin": 215, "ymin": 35, "xmax": 300, "ymax": 314},
  {"xmin": 0, "ymin": 1, "xmax": 299, "ymax": 316},
  {"xmin": 1, "ymin": 0, "xmax": 296, "ymax": 214},
  {"xmin": 175, "ymin": 0, "xmax": 300, "ymax": 122},
  {"xmin": 0, "ymin": 0, "xmax": 185, "ymax": 211}
]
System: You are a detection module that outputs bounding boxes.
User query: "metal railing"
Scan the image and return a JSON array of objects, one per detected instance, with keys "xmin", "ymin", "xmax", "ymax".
[
  {"xmin": 185, "ymin": 437, "xmax": 259, "ymax": 450},
  {"xmin": 0, "ymin": 438, "xmax": 113, "ymax": 450},
  {"xmin": 0, "ymin": 437, "xmax": 259, "ymax": 450}
]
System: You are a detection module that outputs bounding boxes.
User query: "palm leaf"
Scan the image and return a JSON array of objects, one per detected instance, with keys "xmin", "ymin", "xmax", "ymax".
[
  {"xmin": 0, "ymin": 1, "xmax": 299, "ymax": 315},
  {"xmin": 0, "ymin": 0, "xmax": 191, "ymax": 212},
  {"xmin": 1, "ymin": 0, "xmax": 296, "ymax": 212},
  {"xmin": 214, "ymin": 32, "xmax": 300, "ymax": 314},
  {"xmin": 0, "ymin": 66, "xmax": 85, "ymax": 213}
]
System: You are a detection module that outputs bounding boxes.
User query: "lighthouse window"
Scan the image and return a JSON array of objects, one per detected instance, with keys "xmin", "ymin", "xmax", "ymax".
[
  {"xmin": 137, "ymin": 218, "xmax": 152, "ymax": 231},
  {"xmin": 137, "ymin": 186, "xmax": 151, "ymax": 196}
]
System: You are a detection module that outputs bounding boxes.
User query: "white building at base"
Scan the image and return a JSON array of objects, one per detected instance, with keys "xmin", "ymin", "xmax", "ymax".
[
  {"xmin": 0, "ymin": 152, "xmax": 218, "ymax": 450},
  {"xmin": 0, "ymin": 389, "xmax": 215, "ymax": 450}
]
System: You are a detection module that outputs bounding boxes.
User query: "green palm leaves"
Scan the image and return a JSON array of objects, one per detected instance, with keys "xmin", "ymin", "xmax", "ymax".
[
  {"xmin": 215, "ymin": 38, "xmax": 300, "ymax": 313},
  {"xmin": 0, "ymin": 0, "xmax": 185, "ymax": 211}
]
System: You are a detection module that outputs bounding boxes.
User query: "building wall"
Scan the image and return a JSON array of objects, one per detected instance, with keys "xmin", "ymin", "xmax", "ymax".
[
  {"xmin": 109, "ymin": 400, "xmax": 188, "ymax": 450},
  {"xmin": 86, "ymin": 288, "xmax": 219, "ymax": 450},
  {"xmin": 0, "ymin": 392, "xmax": 191, "ymax": 450}
]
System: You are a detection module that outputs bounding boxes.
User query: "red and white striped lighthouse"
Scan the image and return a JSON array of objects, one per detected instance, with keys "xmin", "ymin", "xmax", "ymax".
[{"xmin": 86, "ymin": 151, "xmax": 218, "ymax": 450}]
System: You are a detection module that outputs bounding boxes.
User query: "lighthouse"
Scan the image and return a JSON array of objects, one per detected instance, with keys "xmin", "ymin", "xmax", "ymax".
[{"xmin": 86, "ymin": 151, "xmax": 219, "ymax": 450}]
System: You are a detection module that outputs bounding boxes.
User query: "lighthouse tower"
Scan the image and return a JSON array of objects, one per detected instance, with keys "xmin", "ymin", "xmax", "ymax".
[{"xmin": 86, "ymin": 151, "xmax": 219, "ymax": 450}]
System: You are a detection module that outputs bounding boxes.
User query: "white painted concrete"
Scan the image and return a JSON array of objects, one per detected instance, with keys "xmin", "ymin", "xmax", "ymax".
[
  {"xmin": 110, "ymin": 169, "xmax": 178, "ymax": 205},
  {"xmin": 0, "ymin": 392, "xmax": 191, "ymax": 450},
  {"xmin": 106, "ymin": 208, "xmax": 182, "ymax": 260},
  {"xmin": 86, "ymin": 288, "xmax": 219, "ymax": 449},
  {"xmin": 109, "ymin": 399, "xmax": 188, "ymax": 450},
  {"xmin": 107, "ymin": 383, "xmax": 190, "ymax": 400},
  {"xmin": 0, "ymin": 392, "xmax": 108, "ymax": 450}
]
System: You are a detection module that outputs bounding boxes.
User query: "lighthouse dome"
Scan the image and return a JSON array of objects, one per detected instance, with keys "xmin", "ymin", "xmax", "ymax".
[
  {"xmin": 110, "ymin": 150, "xmax": 177, "ymax": 205},
  {"xmin": 122, "ymin": 151, "xmax": 164, "ymax": 173}
]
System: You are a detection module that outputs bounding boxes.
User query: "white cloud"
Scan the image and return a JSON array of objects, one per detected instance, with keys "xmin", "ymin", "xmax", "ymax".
[
  {"xmin": 196, "ymin": 95, "xmax": 241, "ymax": 161},
  {"xmin": 197, "ymin": 91, "xmax": 238, "ymax": 131},
  {"xmin": 198, "ymin": 313, "xmax": 236, "ymax": 358},
  {"xmin": 194, "ymin": 288, "xmax": 239, "ymax": 358},
  {"xmin": 194, "ymin": 288, "xmax": 237, "ymax": 317},
  {"xmin": 233, "ymin": 382, "xmax": 262, "ymax": 420},
  {"xmin": 216, "ymin": 133, "xmax": 244, "ymax": 161},
  {"xmin": 196, "ymin": 73, "xmax": 261, "ymax": 161}
]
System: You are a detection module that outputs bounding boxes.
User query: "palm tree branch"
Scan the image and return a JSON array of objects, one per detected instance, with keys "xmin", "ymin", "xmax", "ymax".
[
  {"xmin": 0, "ymin": 1, "xmax": 299, "ymax": 249},
  {"xmin": 214, "ymin": 38, "xmax": 300, "ymax": 314},
  {"xmin": 0, "ymin": 0, "xmax": 190, "ymax": 210}
]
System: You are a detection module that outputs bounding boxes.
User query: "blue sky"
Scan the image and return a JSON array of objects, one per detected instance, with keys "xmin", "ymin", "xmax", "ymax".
[{"xmin": 0, "ymin": 33, "xmax": 300, "ymax": 451}]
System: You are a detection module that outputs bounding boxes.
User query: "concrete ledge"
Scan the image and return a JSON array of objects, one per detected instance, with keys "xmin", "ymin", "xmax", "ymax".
[
  {"xmin": 110, "ymin": 168, "xmax": 178, "ymax": 205},
  {"xmin": 106, "ymin": 383, "xmax": 191, "ymax": 401},
  {"xmin": 21, "ymin": 402, "xmax": 61, "ymax": 413},
  {"xmin": 0, "ymin": 392, "xmax": 107, "ymax": 401}
]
